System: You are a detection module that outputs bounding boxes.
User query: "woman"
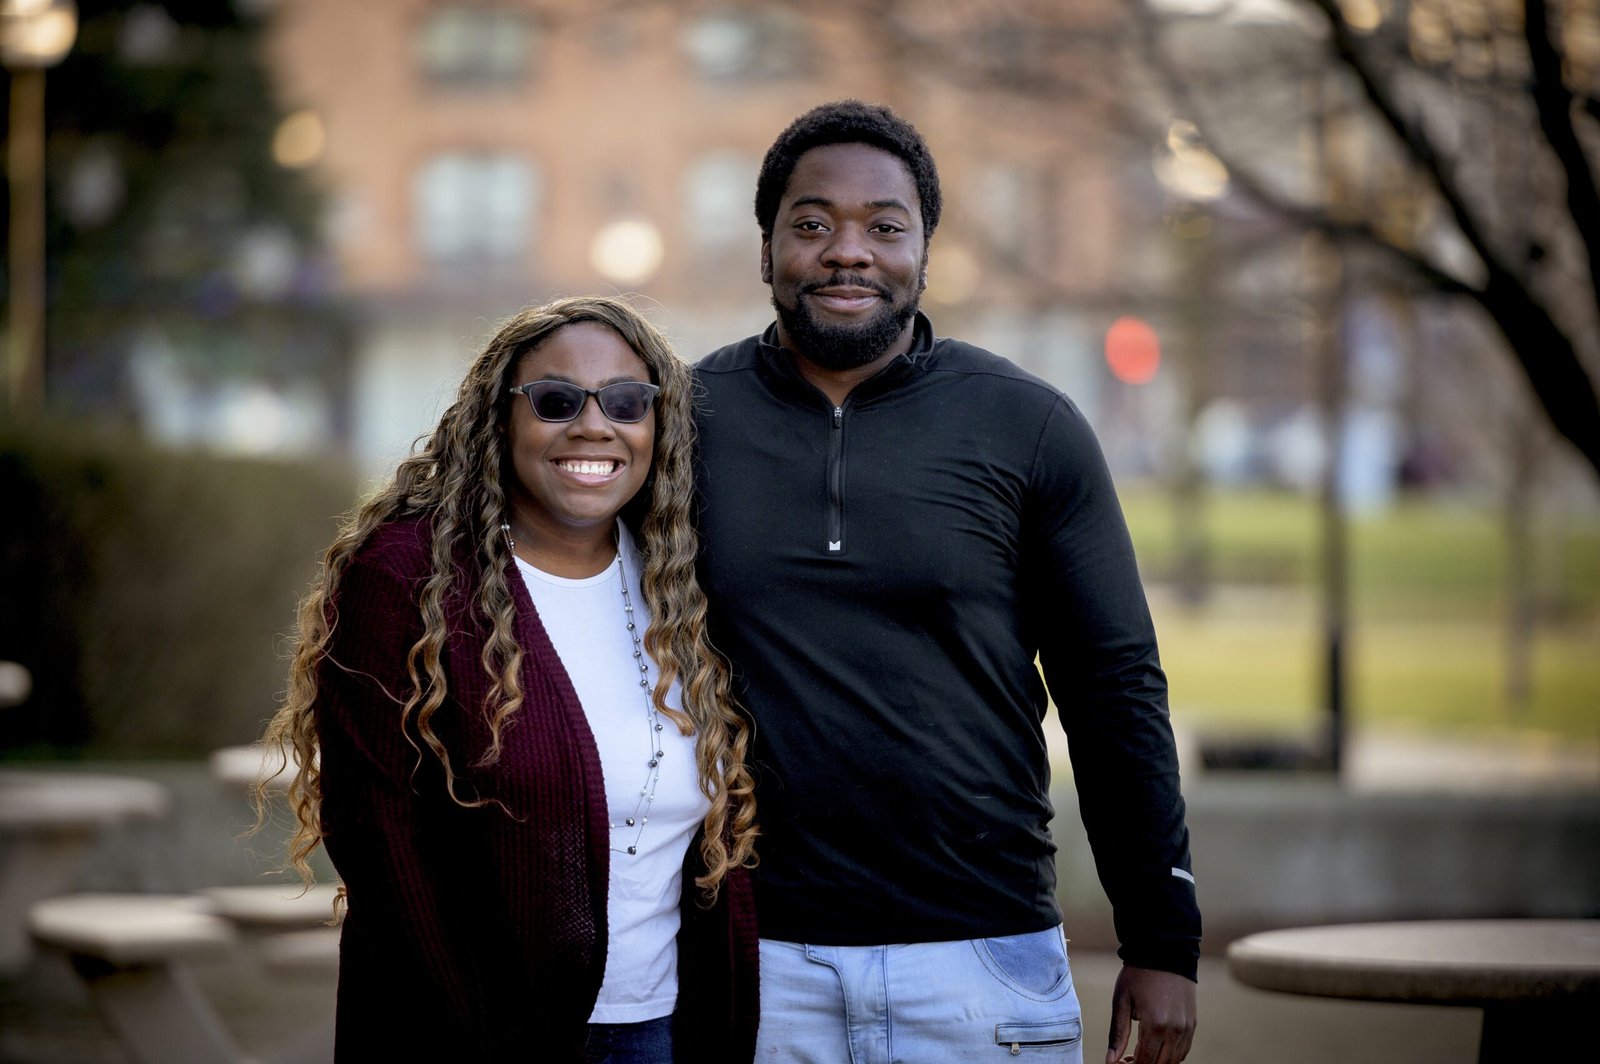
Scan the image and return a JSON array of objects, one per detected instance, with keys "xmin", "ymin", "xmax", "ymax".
[{"xmin": 260, "ymin": 296, "xmax": 759, "ymax": 1062}]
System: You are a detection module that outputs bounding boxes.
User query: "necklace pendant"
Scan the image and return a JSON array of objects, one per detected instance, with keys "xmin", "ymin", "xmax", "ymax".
[{"xmin": 626, "ymin": 845, "xmax": 637, "ymax": 855}]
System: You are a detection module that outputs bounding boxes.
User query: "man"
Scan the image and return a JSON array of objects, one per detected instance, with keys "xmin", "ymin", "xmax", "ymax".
[{"xmin": 693, "ymin": 100, "xmax": 1199, "ymax": 1064}]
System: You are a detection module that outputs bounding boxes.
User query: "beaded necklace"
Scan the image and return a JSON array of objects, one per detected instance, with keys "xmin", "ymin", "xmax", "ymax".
[{"xmin": 502, "ymin": 522, "xmax": 664, "ymax": 856}]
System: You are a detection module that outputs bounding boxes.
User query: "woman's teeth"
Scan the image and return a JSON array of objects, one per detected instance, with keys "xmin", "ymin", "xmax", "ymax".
[{"xmin": 558, "ymin": 459, "xmax": 616, "ymax": 475}]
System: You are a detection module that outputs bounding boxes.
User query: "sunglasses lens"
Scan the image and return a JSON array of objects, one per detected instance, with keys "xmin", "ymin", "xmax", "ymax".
[
  {"xmin": 520, "ymin": 380, "xmax": 657, "ymax": 422},
  {"xmin": 526, "ymin": 382, "xmax": 584, "ymax": 421},
  {"xmin": 597, "ymin": 383, "xmax": 656, "ymax": 423}
]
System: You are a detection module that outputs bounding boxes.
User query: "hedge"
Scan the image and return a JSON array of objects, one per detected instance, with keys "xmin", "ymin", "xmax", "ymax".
[{"xmin": 1, "ymin": 424, "xmax": 358, "ymax": 757}]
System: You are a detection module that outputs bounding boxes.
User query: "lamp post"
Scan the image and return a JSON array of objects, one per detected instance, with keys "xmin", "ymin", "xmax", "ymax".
[
  {"xmin": 2, "ymin": 0, "xmax": 76, "ymax": 416},
  {"xmin": 1152, "ymin": 120, "xmax": 1228, "ymax": 610}
]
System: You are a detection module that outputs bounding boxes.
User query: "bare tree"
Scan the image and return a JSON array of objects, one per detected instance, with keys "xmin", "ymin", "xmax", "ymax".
[{"xmin": 1135, "ymin": 0, "xmax": 1600, "ymax": 481}]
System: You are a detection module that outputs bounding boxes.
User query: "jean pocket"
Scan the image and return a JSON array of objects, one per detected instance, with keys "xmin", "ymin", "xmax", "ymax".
[
  {"xmin": 994, "ymin": 1018, "xmax": 1082, "ymax": 1055},
  {"xmin": 973, "ymin": 926, "xmax": 1072, "ymax": 999}
]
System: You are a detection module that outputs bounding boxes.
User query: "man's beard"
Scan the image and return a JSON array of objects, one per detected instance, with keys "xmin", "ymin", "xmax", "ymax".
[{"xmin": 773, "ymin": 274, "xmax": 920, "ymax": 371}]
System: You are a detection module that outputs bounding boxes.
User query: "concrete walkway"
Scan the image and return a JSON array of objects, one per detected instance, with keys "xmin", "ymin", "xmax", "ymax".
[
  {"xmin": 1334, "ymin": 728, "xmax": 1600, "ymax": 792},
  {"xmin": 2, "ymin": 740, "xmax": 1585, "ymax": 1063},
  {"xmin": 0, "ymin": 944, "xmax": 1482, "ymax": 1063}
]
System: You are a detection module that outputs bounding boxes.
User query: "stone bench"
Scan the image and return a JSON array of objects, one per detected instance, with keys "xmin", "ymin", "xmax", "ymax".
[
  {"xmin": 259, "ymin": 927, "xmax": 341, "ymax": 976},
  {"xmin": 199, "ymin": 886, "xmax": 340, "ymax": 1058},
  {"xmin": 29, "ymin": 893, "xmax": 242, "ymax": 1064},
  {"xmin": 200, "ymin": 884, "xmax": 343, "ymax": 977},
  {"xmin": 199, "ymin": 883, "xmax": 342, "ymax": 932},
  {"xmin": 30, "ymin": 888, "xmax": 341, "ymax": 1064}
]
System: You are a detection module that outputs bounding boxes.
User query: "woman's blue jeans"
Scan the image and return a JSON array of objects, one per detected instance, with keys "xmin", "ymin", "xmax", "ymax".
[{"xmin": 583, "ymin": 1012, "xmax": 674, "ymax": 1064}]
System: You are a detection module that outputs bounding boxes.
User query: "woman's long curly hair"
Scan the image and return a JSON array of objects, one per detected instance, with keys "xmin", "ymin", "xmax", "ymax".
[{"xmin": 258, "ymin": 295, "xmax": 757, "ymax": 900}]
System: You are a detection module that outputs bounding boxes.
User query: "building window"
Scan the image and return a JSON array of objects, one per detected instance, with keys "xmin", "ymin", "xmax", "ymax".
[
  {"xmin": 975, "ymin": 17, "xmax": 1098, "ymax": 91},
  {"xmin": 681, "ymin": 10, "xmax": 809, "ymax": 82},
  {"xmin": 413, "ymin": 153, "xmax": 538, "ymax": 265},
  {"xmin": 975, "ymin": 163, "xmax": 1055, "ymax": 274},
  {"xmin": 416, "ymin": 6, "xmax": 534, "ymax": 86},
  {"xmin": 977, "ymin": 164, "xmax": 1030, "ymax": 263},
  {"xmin": 684, "ymin": 151, "xmax": 759, "ymax": 254}
]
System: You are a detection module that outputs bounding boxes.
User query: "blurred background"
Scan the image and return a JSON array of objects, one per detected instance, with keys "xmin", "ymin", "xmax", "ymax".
[
  {"xmin": 3, "ymin": 0, "xmax": 1594, "ymax": 771},
  {"xmin": 1, "ymin": 1, "xmax": 1596, "ymax": 1059}
]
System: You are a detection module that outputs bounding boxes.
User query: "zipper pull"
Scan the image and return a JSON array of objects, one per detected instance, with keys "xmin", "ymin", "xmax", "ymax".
[
  {"xmin": 833, "ymin": 406, "xmax": 843, "ymax": 427},
  {"xmin": 1009, "ymin": 1044, "xmax": 1021, "ymax": 1056}
]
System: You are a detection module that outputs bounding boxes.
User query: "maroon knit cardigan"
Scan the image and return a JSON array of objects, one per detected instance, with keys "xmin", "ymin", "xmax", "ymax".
[{"xmin": 315, "ymin": 517, "xmax": 758, "ymax": 1062}]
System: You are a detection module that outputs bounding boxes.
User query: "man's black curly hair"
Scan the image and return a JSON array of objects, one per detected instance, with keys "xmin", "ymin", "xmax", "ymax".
[{"xmin": 754, "ymin": 100, "xmax": 942, "ymax": 242}]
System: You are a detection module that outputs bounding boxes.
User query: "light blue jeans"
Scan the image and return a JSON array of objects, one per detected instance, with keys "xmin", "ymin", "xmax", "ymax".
[{"xmin": 755, "ymin": 926, "xmax": 1083, "ymax": 1063}]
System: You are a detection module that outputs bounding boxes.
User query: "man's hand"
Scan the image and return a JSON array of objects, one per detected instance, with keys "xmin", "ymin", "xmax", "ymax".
[{"xmin": 1105, "ymin": 964, "xmax": 1196, "ymax": 1064}]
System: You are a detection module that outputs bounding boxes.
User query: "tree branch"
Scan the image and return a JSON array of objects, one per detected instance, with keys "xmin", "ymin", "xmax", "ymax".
[
  {"xmin": 1305, "ymin": 0, "xmax": 1600, "ymax": 476},
  {"xmin": 1127, "ymin": 1, "xmax": 1475, "ymax": 295},
  {"xmin": 1302, "ymin": 0, "xmax": 1505, "ymax": 276},
  {"xmin": 1132, "ymin": 0, "xmax": 1600, "ymax": 477},
  {"xmin": 1525, "ymin": 0, "xmax": 1600, "ymax": 312}
]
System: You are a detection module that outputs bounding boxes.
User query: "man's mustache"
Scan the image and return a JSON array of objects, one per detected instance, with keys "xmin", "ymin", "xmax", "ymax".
[{"xmin": 802, "ymin": 274, "xmax": 891, "ymax": 298}]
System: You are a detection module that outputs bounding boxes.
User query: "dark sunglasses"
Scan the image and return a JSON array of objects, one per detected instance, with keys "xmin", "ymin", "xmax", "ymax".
[{"xmin": 508, "ymin": 379, "xmax": 660, "ymax": 424}]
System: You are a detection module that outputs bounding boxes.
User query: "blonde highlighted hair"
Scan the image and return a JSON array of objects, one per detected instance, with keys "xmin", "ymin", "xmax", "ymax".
[{"xmin": 259, "ymin": 295, "xmax": 756, "ymax": 899}]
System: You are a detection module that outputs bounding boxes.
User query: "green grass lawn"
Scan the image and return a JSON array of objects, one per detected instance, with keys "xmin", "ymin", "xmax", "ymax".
[{"xmin": 1119, "ymin": 488, "xmax": 1600, "ymax": 741}]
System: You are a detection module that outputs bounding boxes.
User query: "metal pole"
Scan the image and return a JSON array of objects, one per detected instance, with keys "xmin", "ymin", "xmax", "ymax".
[
  {"xmin": 1317, "ymin": 256, "xmax": 1348, "ymax": 775},
  {"xmin": 6, "ymin": 64, "xmax": 47, "ymax": 414}
]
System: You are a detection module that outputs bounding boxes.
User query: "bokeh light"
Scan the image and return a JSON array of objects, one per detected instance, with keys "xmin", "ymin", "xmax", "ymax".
[
  {"xmin": 589, "ymin": 218, "xmax": 664, "ymax": 285},
  {"xmin": 1340, "ymin": 0, "xmax": 1384, "ymax": 34},
  {"xmin": 1153, "ymin": 119, "xmax": 1229, "ymax": 202},
  {"xmin": 272, "ymin": 109, "xmax": 326, "ymax": 169},
  {"xmin": 1105, "ymin": 316, "xmax": 1161, "ymax": 385},
  {"xmin": 0, "ymin": 0, "xmax": 77, "ymax": 67}
]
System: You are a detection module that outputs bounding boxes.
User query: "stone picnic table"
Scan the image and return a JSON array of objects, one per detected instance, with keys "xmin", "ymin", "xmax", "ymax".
[
  {"xmin": 1227, "ymin": 919, "xmax": 1600, "ymax": 1063},
  {"xmin": 0, "ymin": 768, "xmax": 170, "ymax": 972},
  {"xmin": 209, "ymin": 742, "xmax": 300, "ymax": 795}
]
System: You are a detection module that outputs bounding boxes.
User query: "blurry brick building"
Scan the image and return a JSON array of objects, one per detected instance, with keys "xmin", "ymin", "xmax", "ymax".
[{"xmin": 262, "ymin": 0, "xmax": 1150, "ymax": 472}]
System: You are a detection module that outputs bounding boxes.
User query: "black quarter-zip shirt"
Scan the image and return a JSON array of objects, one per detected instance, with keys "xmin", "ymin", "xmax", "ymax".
[{"xmin": 692, "ymin": 314, "xmax": 1201, "ymax": 980}]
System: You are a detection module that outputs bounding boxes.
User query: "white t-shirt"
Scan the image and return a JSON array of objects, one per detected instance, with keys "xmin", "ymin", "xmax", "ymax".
[{"xmin": 515, "ymin": 524, "xmax": 709, "ymax": 1023}]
